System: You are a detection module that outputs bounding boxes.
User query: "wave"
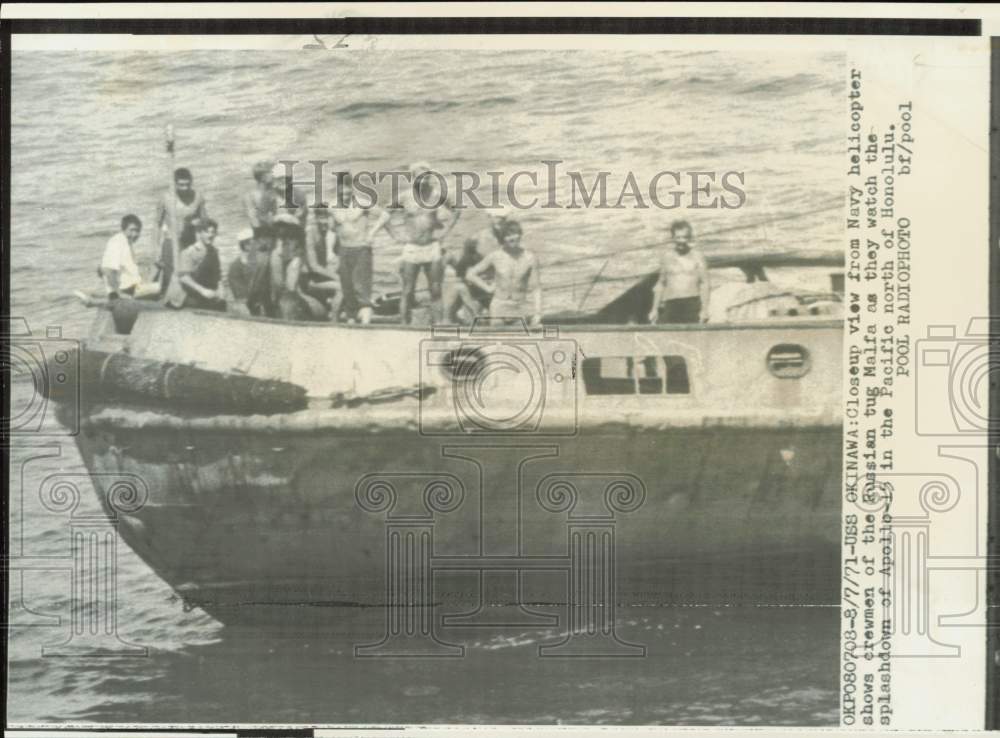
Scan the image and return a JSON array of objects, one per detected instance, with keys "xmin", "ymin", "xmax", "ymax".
[
  {"xmin": 188, "ymin": 112, "xmax": 232, "ymax": 126},
  {"xmin": 476, "ymin": 95, "xmax": 518, "ymax": 107},
  {"xmin": 335, "ymin": 100, "xmax": 410, "ymax": 118},
  {"xmin": 649, "ymin": 74, "xmax": 732, "ymax": 90},
  {"xmin": 335, "ymin": 96, "xmax": 513, "ymax": 121},
  {"xmin": 740, "ymin": 73, "xmax": 827, "ymax": 96}
]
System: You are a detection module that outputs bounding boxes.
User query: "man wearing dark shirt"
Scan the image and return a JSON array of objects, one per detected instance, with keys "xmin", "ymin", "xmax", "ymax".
[
  {"xmin": 227, "ymin": 227, "xmax": 269, "ymax": 316},
  {"xmin": 165, "ymin": 219, "xmax": 225, "ymax": 311}
]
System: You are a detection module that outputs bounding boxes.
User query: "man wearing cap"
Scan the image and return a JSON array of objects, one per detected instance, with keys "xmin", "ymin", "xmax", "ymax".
[
  {"xmin": 227, "ymin": 227, "xmax": 270, "ymax": 316},
  {"xmin": 386, "ymin": 162, "xmax": 459, "ymax": 324}
]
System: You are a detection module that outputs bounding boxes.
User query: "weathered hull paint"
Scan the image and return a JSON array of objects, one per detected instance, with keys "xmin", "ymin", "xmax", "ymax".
[
  {"xmin": 66, "ymin": 309, "xmax": 843, "ymax": 627},
  {"xmin": 77, "ymin": 416, "xmax": 840, "ymax": 627}
]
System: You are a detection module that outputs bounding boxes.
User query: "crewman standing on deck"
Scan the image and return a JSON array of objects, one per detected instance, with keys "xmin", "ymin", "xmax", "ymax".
[
  {"xmin": 273, "ymin": 163, "xmax": 310, "ymax": 227},
  {"xmin": 465, "ymin": 219, "xmax": 542, "ymax": 326},
  {"xmin": 244, "ymin": 160, "xmax": 279, "ymax": 242},
  {"xmin": 331, "ymin": 173, "xmax": 388, "ymax": 325},
  {"xmin": 386, "ymin": 162, "xmax": 460, "ymax": 325},
  {"xmin": 649, "ymin": 219, "xmax": 710, "ymax": 324},
  {"xmin": 155, "ymin": 167, "xmax": 209, "ymax": 297}
]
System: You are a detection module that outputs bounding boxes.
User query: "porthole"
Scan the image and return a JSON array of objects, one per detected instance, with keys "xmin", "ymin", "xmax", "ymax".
[{"xmin": 766, "ymin": 344, "xmax": 811, "ymax": 378}]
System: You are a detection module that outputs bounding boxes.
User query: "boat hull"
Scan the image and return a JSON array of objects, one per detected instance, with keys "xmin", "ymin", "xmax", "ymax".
[
  {"xmin": 56, "ymin": 308, "xmax": 844, "ymax": 629},
  {"xmin": 76, "ymin": 415, "xmax": 840, "ymax": 628}
]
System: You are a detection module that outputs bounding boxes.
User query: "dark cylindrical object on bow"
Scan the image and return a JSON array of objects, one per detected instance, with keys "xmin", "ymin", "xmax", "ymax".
[{"xmin": 48, "ymin": 349, "xmax": 307, "ymax": 415}]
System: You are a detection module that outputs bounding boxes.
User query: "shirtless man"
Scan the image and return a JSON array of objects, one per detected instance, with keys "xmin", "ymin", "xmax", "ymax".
[
  {"xmin": 155, "ymin": 167, "xmax": 209, "ymax": 296},
  {"xmin": 466, "ymin": 219, "xmax": 542, "ymax": 326},
  {"xmin": 649, "ymin": 219, "xmax": 710, "ymax": 324},
  {"xmin": 273, "ymin": 165, "xmax": 310, "ymax": 227},
  {"xmin": 244, "ymin": 160, "xmax": 279, "ymax": 242},
  {"xmin": 386, "ymin": 162, "xmax": 459, "ymax": 325},
  {"xmin": 331, "ymin": 173, "xmax": 388, "ymax": 325},
  {"xmin": 444, "ymin": 238, "xmax": 492, "ymax": 324},
  {"xmin": 473, "ymin": 207, "xmax": 511, "ymax": 256}
]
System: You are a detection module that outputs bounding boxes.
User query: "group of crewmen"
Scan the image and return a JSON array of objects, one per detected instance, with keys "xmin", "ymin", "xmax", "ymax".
[{"xmin": 99, "ymin": 162, "xmax": 711, "ymax": 327}]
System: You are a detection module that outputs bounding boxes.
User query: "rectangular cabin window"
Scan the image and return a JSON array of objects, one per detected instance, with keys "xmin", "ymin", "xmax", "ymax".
[
  {"xmin": 584, "ymin": 356, "xmax": 634, "ymax": 395},
  {"xmin": 637, "ymin": 356, "xmax": 663, "ymax": 395},
  {"xmin": 581, "ymin": 356, "xmax": 690, "ymax": 396},
  {"xmin": 664, "ymin": 355, "xmax": 690, "ymax": 394}
]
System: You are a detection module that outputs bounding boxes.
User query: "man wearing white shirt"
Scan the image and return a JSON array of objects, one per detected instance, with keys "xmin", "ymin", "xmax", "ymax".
[{"xmin": 100, "ymin": 214, "xmax": 158, "ymax": 298}]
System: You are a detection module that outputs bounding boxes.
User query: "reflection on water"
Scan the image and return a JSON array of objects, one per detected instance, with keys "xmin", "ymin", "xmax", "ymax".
[
  {"xmin": 7, "ymin": 435, "xmax": 838, "ymax": 725},
  {"xmin": 11, "ymin": 605, "xmax": 837, "ymax": 725}
]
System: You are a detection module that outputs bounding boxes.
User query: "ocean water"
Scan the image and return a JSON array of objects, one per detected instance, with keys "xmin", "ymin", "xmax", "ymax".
[{"xmin": 8, "ymin": 47, "xmax": 843, "ymax": 725}]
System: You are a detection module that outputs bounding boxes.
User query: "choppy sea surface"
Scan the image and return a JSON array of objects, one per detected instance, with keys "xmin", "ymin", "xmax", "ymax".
[{"xmin": 8, "ymin": 47, "xmax": 843, "ymax": 725}]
